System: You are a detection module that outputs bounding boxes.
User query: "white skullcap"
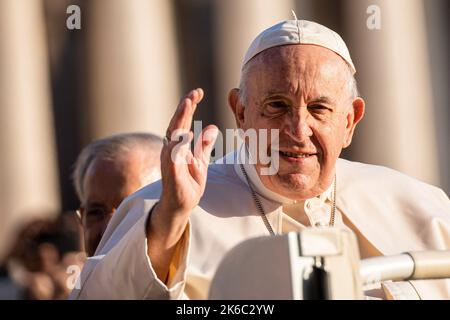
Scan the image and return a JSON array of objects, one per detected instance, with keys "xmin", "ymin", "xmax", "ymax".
[{"xmin": 242, "ymin": 19, "xmax": 356, "ymax": 74}]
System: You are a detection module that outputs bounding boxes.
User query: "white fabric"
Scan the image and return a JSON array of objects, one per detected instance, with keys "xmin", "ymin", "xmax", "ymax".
[
  {"xmin": 70, "ymin": 152, "xmax": 450, "ymax": 300},
  {"xmin": 234, "ymin": 143, "xmax": 334, "ymax": 227},
  {"xmin": 242, "ymin": 19, "xmax": 356, "ymax": 74}
]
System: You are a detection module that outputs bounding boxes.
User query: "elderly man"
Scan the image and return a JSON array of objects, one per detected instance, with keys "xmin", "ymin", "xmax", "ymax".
[
  {"xmin": 70, "ymin": 20, "xmax": 450, "ymax": 299},
  {"xmin": 72, "ymin": 132, "xmax": 162, "ymax": 257}
]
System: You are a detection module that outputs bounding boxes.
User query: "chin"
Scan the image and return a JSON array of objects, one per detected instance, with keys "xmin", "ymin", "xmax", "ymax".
[{"xmin": 273, "ymin": 173, "xmax": 316, "ymax": 195}]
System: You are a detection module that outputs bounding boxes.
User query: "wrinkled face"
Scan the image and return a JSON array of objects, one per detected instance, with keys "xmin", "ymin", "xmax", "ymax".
[
  {"xmin": 80, "ymin": 151, "xmax": 159, "ymax": 256},
  {"xmin": 230, "ymin": 45, "xmax": 364, "ymax": 200}
]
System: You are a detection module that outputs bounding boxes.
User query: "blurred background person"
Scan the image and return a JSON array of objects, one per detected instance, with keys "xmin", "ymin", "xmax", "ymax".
[
  {"xmin": 0, "ymin": 213, "xmax": 84, "ymax": 300},
  {"xmin": 0, "ymin": 132, "xmax": 163, "ymax": 300},
  {"xmin": 73, "ymin": 132, "xmax": 163, "ymax": 256}
]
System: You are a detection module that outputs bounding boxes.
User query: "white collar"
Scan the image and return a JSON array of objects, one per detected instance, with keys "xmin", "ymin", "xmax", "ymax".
[{"xmin": 233, "ymin": 142, "xmax": 333, "ymax": 205}]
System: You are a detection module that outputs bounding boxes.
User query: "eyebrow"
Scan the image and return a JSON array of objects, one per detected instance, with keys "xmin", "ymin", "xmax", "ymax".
[
  {"xmin": 264, "ymin": 93, "xmax": 289, "ymax": 100},
  {"xmin": 264, "ymin": 93, "xmax": 335, "ymax": 105},
  {"xmin": 309, "ymin": 96, "xmax": 335, "ymax": 105}
]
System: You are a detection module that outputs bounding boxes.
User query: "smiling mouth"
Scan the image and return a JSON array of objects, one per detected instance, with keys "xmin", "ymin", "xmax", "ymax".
[{"xmin": 278, "ymin": 150, "xmax": 317, "ymax": 159}]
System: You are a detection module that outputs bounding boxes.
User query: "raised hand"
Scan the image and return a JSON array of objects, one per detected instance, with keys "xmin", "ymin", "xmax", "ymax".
[
  {"xmin": 159, "ymin": 88, "xmax": 218, "ymax": 216},
  {"xmin": 146, "ymin": 88, "xmax": 218, "ymax": 282}
]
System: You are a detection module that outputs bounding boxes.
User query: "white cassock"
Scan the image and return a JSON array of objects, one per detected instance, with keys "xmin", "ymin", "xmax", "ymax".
[{"xmin": 70, "ymin": 145, "xmax": 450, "ymax": 300}]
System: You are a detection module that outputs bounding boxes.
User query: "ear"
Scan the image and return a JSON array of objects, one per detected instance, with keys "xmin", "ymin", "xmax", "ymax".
[
  {"xmin": 228, "ymin": 88, "xmax": 245, "ymax": 128},
  {"xmin": 343, "ymin": 97, "xmax": 365, "ymax": 148}
]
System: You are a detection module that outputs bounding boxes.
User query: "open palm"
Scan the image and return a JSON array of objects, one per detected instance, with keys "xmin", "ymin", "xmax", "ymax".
[{"xmin": 159, "ymin": 88, "xmax": 218, "ymax": 215}]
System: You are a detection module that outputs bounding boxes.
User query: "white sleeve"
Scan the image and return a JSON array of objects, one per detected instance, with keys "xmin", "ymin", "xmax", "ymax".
[{"xmin": 69, "ymin": 201, "xmax": 191, "ymax": 299}]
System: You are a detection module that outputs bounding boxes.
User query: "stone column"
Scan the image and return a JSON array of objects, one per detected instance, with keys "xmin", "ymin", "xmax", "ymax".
[
  {"xmin": 342, "ymin": 0, "xmax": 440, "ymax": 186},
  {"xmin": 83, "ymin": 0, "xmax": 181, "ymax": 141},
  {"xmin": 0, "ymin": 0, "xmax": 60, "ymax": 259},
  {"xmin": 212, "ymin": 0, "xmax": 296, "ymax": 130},
  {"xmin": 423, "ymin": 0, "xmax": 450, "ymax": 193}
]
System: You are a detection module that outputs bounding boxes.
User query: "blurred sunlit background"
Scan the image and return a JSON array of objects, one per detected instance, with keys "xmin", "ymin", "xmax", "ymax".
[{"xmin": 0, "ymin": 0, "xmax": 448, "ymax": 299}]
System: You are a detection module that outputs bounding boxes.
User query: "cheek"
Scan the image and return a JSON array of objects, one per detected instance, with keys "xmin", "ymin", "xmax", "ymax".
[
  {"xmin": 243, "ymin": 113, "xmax": 270, "ymax": 131},
  {"xmin": 242, "ymin": 113, "xmax": 283, "ymax": 148},
  {"xmin": 313, "ymin": 120, "xmax": 347, "ymax": 157},
  {"xmin": 84, "ymin": 223, "xmax": 102, "ymax": 243}
]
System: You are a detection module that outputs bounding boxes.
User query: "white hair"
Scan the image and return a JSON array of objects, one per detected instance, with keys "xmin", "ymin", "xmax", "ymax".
[{"xmin": 72, "ymin": 132, "xmax": 163, "ymax": 203}]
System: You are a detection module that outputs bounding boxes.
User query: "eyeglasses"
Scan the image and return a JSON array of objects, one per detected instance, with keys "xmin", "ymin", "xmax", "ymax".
[
  {"xmin": 75, "ymin": 209, "xmax": 82, "ymax": 221},
  {"xmin": 76, "ymin": 206, "xmax": 116, "ymax": 227}
]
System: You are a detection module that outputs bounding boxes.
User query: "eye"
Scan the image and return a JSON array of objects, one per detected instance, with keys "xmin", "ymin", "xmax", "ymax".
[
  {"xmin": 307, "ymin": 104, "xmax": 333, "ymax": 118},
  {"xmin": 263, "ymin": 100, "xmax": 290, "ymax": 117},
  {"xmin": 85, "ymin": 208, "xmax": 107, "ymax": 222},
  {"xmin": 308, "ymin": 104, "xmax": 329, "ymax": 111},
  {"xmin": 267, "ymin": 101, "xmax": 289, "ymax": 109}
]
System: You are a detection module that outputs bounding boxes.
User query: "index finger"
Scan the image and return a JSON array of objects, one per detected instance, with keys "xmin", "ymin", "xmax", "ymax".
[{"xmin": 166, "ymin": 88, "xmax": 204, "ymax": 138}]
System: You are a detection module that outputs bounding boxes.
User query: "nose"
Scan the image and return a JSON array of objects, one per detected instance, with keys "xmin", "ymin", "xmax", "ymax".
[{"xmin": 285, "ymin": 107, "xmax": 313, "ymax": 142}]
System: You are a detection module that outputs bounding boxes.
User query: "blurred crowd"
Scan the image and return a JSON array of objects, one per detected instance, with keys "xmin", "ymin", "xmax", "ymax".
[
  {"xmin": 0, "ymin": 213, "xmax": 85, "ymax": 300},
  {"xmin": 0, "ymin": 132, "xmax": 163, "ymax": 299}
]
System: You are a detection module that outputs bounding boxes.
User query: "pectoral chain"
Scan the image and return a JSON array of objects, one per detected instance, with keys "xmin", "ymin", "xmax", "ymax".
[{"xmin": 239, "ymin": 163, "xmax": 336, "ymax": 235}]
